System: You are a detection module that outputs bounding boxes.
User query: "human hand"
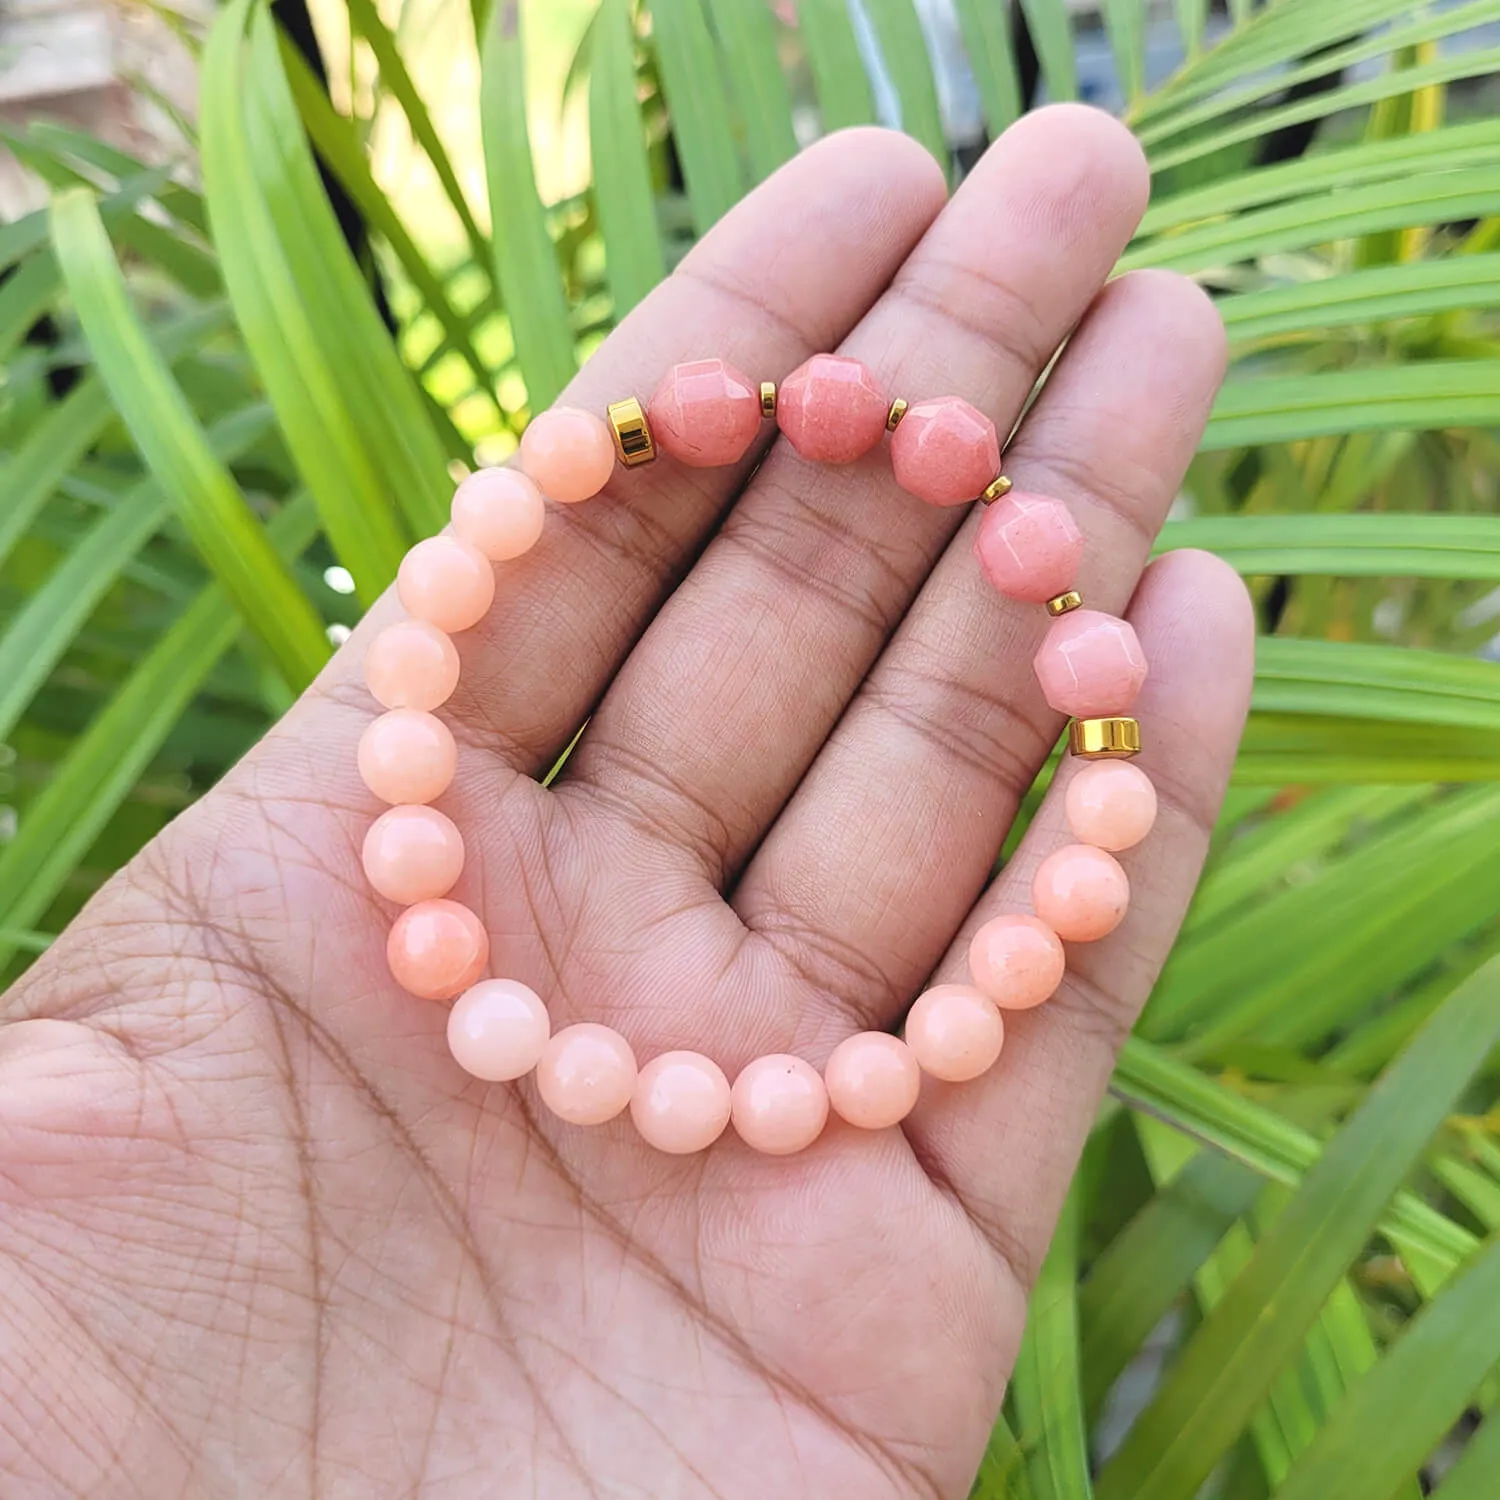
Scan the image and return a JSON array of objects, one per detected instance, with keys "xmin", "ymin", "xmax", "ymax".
[{"xmin": 1, "ymin": 106, "xmax": 1252, "ymax": 1498}]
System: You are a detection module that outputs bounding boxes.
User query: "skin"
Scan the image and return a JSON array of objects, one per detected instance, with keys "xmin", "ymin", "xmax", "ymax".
[{"xmin": 0, "ymin": 108, "xmax": 1254, "ymax": 1499}]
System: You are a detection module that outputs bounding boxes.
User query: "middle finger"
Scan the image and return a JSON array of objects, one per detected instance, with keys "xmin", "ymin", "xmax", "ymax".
[{"xmin": 559, "ymin": 106, "xmax": 1149, "ymax": 882}]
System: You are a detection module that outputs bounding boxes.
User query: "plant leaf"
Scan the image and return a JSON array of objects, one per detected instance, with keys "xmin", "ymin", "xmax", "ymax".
[
  {"xmin": 647, "ymin": 0, "xmax": 745, "ymax": 233},
  {"xmin": 0, "ymin": 403, "xmax": 276, "ymax": 742},
  {"xmin": 49, "ymin": 188, "xmax": 328, "ymax": 690},
  {"xmin": 589, "ymin": 0, "xmax": 667, "ymax": 317},
  {"xmin": 1098, "ymin": 957, "xmax": 1500, "ymax": 1500},
  {"xmin": 1271, "ymin": 1230, "xmax": 1500, "ymax": 1500},
  {"xmin": 479, "ymin": 0, "xmax": 578, "ymax": 409},
  {"xmin": 0, "ymin": 494, "xmax": 321, "ymax": 968},
  {"xmin": 702, "ymin": 0, "xmax": 798, "ymax": 182},
  {"xmin": 796, "ymin": 0, "xmax": 876, "ymax": 130}
]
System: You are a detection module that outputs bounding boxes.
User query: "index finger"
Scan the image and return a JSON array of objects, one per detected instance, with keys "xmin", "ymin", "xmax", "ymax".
[{"xmin": 312, "ymin": 129, "xmax": 949, "ymax": 776}]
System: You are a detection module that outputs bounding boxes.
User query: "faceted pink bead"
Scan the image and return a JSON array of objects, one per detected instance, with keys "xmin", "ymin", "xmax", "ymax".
[
  {"xmin": 648, "ymin": 358, "xmax": 762, "ymax": 467},
  {"xmin": 731, "ymin": 1054, "xmax": 829, "ymax": 1156},
  {"xmin": 364, "ymin": 620, "xmax": 461, "ymax": 712},
  {"xmin": 387, "ymin": 899, "xmax": 489, "ymax": 1000},
  {"xmin": 776, "ymin": 353, "xmax": 890, "ymax": 464},
  {"xmin": 357, "ymin": 709, "xmax": 457, "ymax": 806},
  {"xmin": 823, "ymin": 1032, "xmax": 921, "ymax": 1130},
  {"xmin": 536, "ymin": 1023, "xmax": 638, "ymax": 1126},
  {"xmin": 362, "ymin": 804, "xmax": 465, "ymax": 905},
  {"xmin": 397, "ymin": 535, "xmax": 495, "ymax": 635},
  {"xmin": 904, "ymin": 984, "xmax": 1005, "ymax": 1082},
  {"xmin": 1033, "ymin": 609, "xmax": 1148, "ymax": 718},
  {"xmin": 451, "ymin": 468, "xmax": 547, "ymax": 560},
  {"xmin": 1032, "ymin": 844, "xmax": 1130, "ymax": 942},
  {"xmin": 967, "ymin": 913, "xmax": 1066, "ymax": 1011},
  {"xmin": 518, "ymin": 407, "xmax": 616, "ymax": 504},
  {"xmin": 1066, "ymin": 761, "xmax": 1158, "ymax": 852},
  {"xmin": 974, "ymin": 491, "xmax": 1085, "ymax": 603},
  {"xmin": 447, "ymin": 979, "xmax": 551, "ymax": 1082},
  {"xmin": 630, "ymin": 1050, "xmax": 732, "ymax": 1154},
  {"xmin": 889, "ymin": 395, "xmax": 1000, "ymax": 506}
]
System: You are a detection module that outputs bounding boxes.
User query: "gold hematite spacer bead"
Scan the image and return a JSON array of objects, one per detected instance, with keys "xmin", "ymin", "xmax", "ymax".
[
  {"xmin": 607, "ymin": 397, "xmax": 656, "ymax": 467},
  {"xmin": 760, "ymin": 381, "xmax": 777, "ymax": 419},
  {"xmin": 1047, "ymin": 590, "xmax": 1083, "ymax": 616},
  {"xmin": 1069, "ymin": 717, "xmax": 1142, "ymax": 759},
  {"xmin": 886, "ymin": 398, "xmax": 908, "ymax": 431},
  {"xmin": 981, "ymin": 475, "xmax": 1013, "ymax": 504}
]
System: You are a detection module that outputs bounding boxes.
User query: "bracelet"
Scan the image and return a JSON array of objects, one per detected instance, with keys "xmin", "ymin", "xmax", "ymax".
[{"xmin": 356, "ymin": 356, "xmax": 1155, "ymax": 1156}]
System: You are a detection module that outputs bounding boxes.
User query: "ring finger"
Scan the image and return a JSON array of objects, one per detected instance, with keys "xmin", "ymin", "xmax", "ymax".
[{"xmin": 731, "ymin": 268, "xmax": 1229, "ymax": 1041}]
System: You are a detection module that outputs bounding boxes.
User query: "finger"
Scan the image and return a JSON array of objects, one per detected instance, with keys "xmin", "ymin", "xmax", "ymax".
[
  {"xmin": 732, "ymin": 269, "xmax": 1227, "ymax": 1033},
  {"xmin": 560, "ymin": 107, "xmax": 1149, "ymax": 880},
  {"xmin": 906, "ymin": 550, "xmax": 1254, "ymax": 1283},
  {"xmin": 318, "ymin": 129, "xmax": 948, "ymax": 775}
]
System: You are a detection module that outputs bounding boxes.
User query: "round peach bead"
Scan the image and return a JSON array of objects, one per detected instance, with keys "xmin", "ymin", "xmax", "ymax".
[
  {"xmin": 648, "ymin": 358, "xmax": 761, "ymax": 467},
  {"xmin": 731, "ymin": 1054, "xmax": 829, "ymax": 1156},
  {"xmin": 1033, "ymin": 609, "xmax": 1148, "ymax": 719},
  {"xmin": 387, "ymin": 899, "xmax": 488, "ymax": 1000},
  {"xmin": 1066, "ymin": 761, "xmax": 1158, "ymax": 852},
  {"xmin": 824, "ymin": 1032, "xmax": 921, "ymax": 1130},
  {"xmin": 630, "ymin": 1051, "xmax": 732, "ymax": 1154},
  {"xmin": 974, "ymin": 491, "xmax": 1084, "ymax": 603},
  {"xmin": 397, "ymin": 535, "xmax": 495, "ymax": 635},
  {"xmin": 364, "ymin": 620, "xmax": 460, "ymax": 712},
  {"xmin": 776, "ymin": 353, "xmax": 890, "ymax": 464},
  {"xmin": 357, "ymin": 709, "xmax": 457, "ymax": 806},
  {"xmin": 904, "ymin": 985, "xmax": 1005, "ymax": 1082},
  {"xmin": 536, "ymin": 1023, "xmax": 637, "ymax": 1126},
  {"xmin": 889, "ymin": 395, "xmax": 1000, "ymax": 506},
  {"xmin": 362, "ymin": 804, "xmax": 465, "ymax": 905},
  {"xmin": 967, "ymin": 913, "xmax": 1066, "ymax": 1011},
  {"xmin": 1032, "ymin": 844, "xmax": 1130, "ymax": 942},
  {"xmin": 518, "ymin": 407, "xmax": 615, "ymax": 504},
  {"xmin": 447, "ymin": 979, "xmax": 551, "ymax": 1082},
  {"xmin": 451, "ymin": 468, "xmax": 547, "ymax": 560}
]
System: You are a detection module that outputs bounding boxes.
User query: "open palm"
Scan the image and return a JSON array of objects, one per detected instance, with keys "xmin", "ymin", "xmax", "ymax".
[{"xmin": 1, "ymin": 108, "xmax": 1252, "ymax": 1499}]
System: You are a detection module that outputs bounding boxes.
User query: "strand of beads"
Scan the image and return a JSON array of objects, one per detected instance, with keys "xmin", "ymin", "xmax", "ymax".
[{"xmin": 356, "ymin": 356, "xmax": 1156, "ymax": 1158}]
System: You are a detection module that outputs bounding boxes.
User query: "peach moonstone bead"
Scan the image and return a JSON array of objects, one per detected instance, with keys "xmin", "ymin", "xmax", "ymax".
[
  {"xmin": 1033, "ymin": 609, "xmax": 1148, "ymax": 719},
  {"xmin": 1032, "ymin": 844, "xmax": 1130, "ymax": 942},
  {"xmin": 905, "ymin": 984, "xmax": 1005, "ymax": 1082},
  {"xmin": 447, "ymin": 979, "xmax": 551, "ymax": 1082},
  {"xmin": 536, "ymin": 1023, "xmax": 638, "ymax": 1125},
  {"xmin": 362, "ymin": 804, "xmax": 465, "ymax": 905},
  {"xmin": 1066, "ymin": 761, "xmax": 1158, "ymax": 852},
  {"xmin": 648, "ymin": 358, "xmax": 761, "ymax": 467},
  {"xmin": 824, "ymin": 1032, "xmax": 921, "ymax": 1130},
  {"xmin": 397, "ymin": 535, "xmax": 495, "ymax": 635},
  {"xmin": 974, "ymin": 491, "xmax": 1085, "ymax": 603},
  {"xmin": 358, "ymin": 709, "xmax": 457, "ymax": 806},
  {"xmin": 630, "ymin": 1051, "xmax": 733, "ymax": 1154},
  {"xmin": 387, "ymin": 899, "xmax": 489, "ymax": 1000},
  {"xmin": 889, "ymin": 395, "xmax": 1000, "ymax": 506},
  {"xmin": 451, "ymin": 467, "xmax": 547, "ymax": 560},
  {"xmin": 967, "ymin": 913, "xmax": 1066, "ymax": 1010},
  {"xmin": 731, "ymin": 1054, "xmax": 830, "ymax": 1155},
  {"xmin": 364, "ymin": 620, "xmax": 460, "ymax": 712},
  {"xmin": 776, "ymin": 353, "xmax": 890, "ymax": 464},
  {"xmin": 518, "ymin": 406, "xmax": 616, "ymax": 504}
]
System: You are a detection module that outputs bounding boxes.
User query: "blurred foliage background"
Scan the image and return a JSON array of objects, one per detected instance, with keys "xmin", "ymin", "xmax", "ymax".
[{"xmin": 6, "ymin": 0, "xmax": 1500, "ymax": 1494}]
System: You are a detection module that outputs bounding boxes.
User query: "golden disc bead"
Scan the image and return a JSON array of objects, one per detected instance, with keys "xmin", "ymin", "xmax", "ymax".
[
  {"xmin": 1069, "ymin": 717, "xmax": 1142, "ymax": 760},
  {"xmin": 760, "ymin": 381, "xmax": 777, "ymax": 419},
  {"xmin": 1047, "ymin": 590, "xmax": 1084, "ymax": 617},
  {"xmin": 607, "ymin": 397, "xmax": 656, "ymax": 467},
  {"xmin": 886, "ymin": 398, "xmax": 909, "ymax": 431}
]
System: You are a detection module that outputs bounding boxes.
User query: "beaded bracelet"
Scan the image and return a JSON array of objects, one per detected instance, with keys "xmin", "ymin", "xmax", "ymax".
[{"xmin": 357, "ymin": 356, "xmax": 1156, "ymax": 1156}]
